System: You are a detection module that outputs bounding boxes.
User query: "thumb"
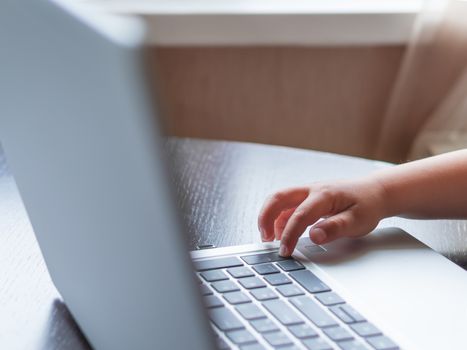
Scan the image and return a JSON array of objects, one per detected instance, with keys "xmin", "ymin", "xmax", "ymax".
[{"xmin": 309, "ymin": 210, "xmax": 357, "ymax": 244}]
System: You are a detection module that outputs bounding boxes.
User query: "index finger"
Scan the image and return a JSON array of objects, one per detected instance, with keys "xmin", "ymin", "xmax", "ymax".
[
  {"xmin": 280, "ymin": 192, "xmax": 334, "ymax": 256},
  {"xmin": 258, "ymin": 187, "xmax": 309, "ymax": 241}
]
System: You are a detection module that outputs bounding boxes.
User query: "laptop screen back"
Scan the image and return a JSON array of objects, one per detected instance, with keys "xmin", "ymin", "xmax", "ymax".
[{"xmin": 0, "ymin": 0, "xmax": 214, "ymax": 349}]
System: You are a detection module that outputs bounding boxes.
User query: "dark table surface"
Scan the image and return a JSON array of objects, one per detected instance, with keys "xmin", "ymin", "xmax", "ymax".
[{"xmin": 1, "ymin": 138, "xmax": 466, "ymax": 349}]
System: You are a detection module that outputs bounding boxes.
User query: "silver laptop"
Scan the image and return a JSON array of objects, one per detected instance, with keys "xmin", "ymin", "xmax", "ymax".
[{"xmin": 1, "ymin": 1, "xmax": 467, "ymax": 349}]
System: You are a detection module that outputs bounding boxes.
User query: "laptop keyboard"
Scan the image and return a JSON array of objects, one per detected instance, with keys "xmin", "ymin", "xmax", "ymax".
[{"xmin": 194, "ymin": 251, "xmax": 399, "ymax": 350}]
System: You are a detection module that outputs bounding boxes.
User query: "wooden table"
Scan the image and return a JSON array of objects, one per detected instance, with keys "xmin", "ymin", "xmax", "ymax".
[{"xmin": 1, "ymin": 138, "xmax": 466, "ymax": 349}]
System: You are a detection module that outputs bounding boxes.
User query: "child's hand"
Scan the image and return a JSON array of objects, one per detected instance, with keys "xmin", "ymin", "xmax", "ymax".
[{"xmin": 258, "ymin": 178, "xmax": 387, "ymax": 257}]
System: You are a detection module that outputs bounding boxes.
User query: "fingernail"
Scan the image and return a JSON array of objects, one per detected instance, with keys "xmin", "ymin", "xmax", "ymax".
[
  {"xmin": 311, "ymin": 228, "xmax": 327, "ymax": 244},
  {"xmin": 279, "ymin": 244, "xmax": 289, "ymax": 257}
]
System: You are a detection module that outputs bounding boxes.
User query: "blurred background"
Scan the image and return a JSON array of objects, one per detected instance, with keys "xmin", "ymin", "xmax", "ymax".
[{"xmin": 82, "ymin": 0, "xmax": 467, "ymax": 163}]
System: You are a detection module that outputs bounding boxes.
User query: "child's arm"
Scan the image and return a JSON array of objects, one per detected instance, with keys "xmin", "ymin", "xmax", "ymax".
[{"xmin": 258, "ymin": 149, "xmax": 467, "ymax": 257}]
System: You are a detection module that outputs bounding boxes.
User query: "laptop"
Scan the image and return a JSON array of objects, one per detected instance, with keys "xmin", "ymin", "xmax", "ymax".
[{"xmin": 1, "ymin": 0, "xmax": 467, "ymax": 349}]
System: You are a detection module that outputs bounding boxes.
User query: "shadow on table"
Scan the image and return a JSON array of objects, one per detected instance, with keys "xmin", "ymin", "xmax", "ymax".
[{"xmin": 40, "ymin": 299, "xmax": 91, "ymax": 350}]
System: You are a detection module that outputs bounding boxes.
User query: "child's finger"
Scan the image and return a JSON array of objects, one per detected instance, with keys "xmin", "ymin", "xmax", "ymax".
[
  {"xmin": 273, "ymin": 208, "xmax": 296, "ymax": 241},
  {"xmin": 279, "ymin": 193, "xmax": 333, "ymax": 256},
  {"xmin": 310, "ymin": 210, "xmax": 357, "ymax": 244},
  {"xmin": 258, "ymin": 188, "xmax": 308, "ymax": 241}
]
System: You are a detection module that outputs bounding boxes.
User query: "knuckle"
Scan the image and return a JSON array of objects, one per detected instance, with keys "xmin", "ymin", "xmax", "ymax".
[
  {"xmin": 291, "ymin": 208, "xmax": 307, "ymax": 222},
  {"xmin": 317, "ymin": 187, "xmax": 334, "ymax": 202},
  {"xmin": 281, "ymin": 233, "xmax": 291, "ymax": 244},
  {"xmin": 269, "ymin": 191, "xmax": 285, "ymax": 203},
  {"xmin": 328, "ymin": 216, "xmax": 348, "ymax": 232},
  {"xmin": 281, "ymin": 232, "xmax": 295, "ymax": 247}
]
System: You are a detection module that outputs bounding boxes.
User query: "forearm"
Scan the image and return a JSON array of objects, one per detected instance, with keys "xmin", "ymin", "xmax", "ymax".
[{"xmin": 370, "ymin": 149, "xmax": 467, "ymax": 219}]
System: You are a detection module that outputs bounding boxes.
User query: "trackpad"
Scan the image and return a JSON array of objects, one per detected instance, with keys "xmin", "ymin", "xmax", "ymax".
[{"xmin": 295, "ymin": 237, "xmax": 326, "ymax": 259}]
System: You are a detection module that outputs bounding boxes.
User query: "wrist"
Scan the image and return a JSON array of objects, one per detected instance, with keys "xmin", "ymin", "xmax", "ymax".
[{"xmin": 366, "ymin": 174, "xmax": 398, "ymax": 219}]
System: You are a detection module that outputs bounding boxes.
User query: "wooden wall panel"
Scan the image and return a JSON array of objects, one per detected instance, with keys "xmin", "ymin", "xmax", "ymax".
[{"xmin": 149, "ymin": 46, "xmax": 404, "ymax": 160}]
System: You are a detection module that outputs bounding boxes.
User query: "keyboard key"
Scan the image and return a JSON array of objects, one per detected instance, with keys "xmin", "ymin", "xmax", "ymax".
[
  {"xmin": 263, "ymin": 331, "xmax": 294, "ymax": 347},
  {"xmin": 212, "ymin": 280, "xmax": 240, "ymax": 293},
  {"xmin": 264, "ymin": 273, "xmax": 292, "ymax": 286},
  {"xmin": 226, "ymin": 329, "xmax": 257, "ymax": 345},
  {"xmin": 194, "ymin": 256, "xmax": 243, "ymax": 271},
  {"xmin": 209, "ymin": 307, "xmax": 245, "ymax": 331},
  {"xmin": 276, "ymin": 284, "xmax": 304, "ymax": 297},
  {"xmin": 235, "ymin": 303, "xmax": 266, "ymax": 321},
  {"xmin": 263, "ymin": 299, "xmax": 303, "ymax": 326},
  {"xmin": 288, "ymin": 324, "xmax": 318, "ymax": 339},
  {"xmin": 350, "ymin": 322, "xmax": 382, "ymax": 337},
  {"xmin": 201, "ymin": 270, "xmax": 229, "ymax": 282},
  {"xmin": 252, "ymin": 263, "xmax": 279, "ymax": 275},
  {"xmin": 277, "ymin": 260, "xmax": 305, "ymax": 271},
  {"xmin": 289, "ymin": 270, "xmax": 330, "ymax": 293},
  {"xmin": 204, "ymin": 295, "xmax": 224, "ymax": 308},
  {"xmin": 340, "ymin": 305, "xmax": 366, "ymax": 323},
  {"xmin": 236, "ymin": 303, "xmax": 266, "ymax": 320},
  {"xmin": 228, "ymin": 266, "xmax": 255, "ymax": 279},
  {"xmin": 241, "ymin": 252, "xmax": 290, "ymax": 265},
  {"xmin": 290, "ymin": 297, "xmax": 338, "ymax": 328},
  {"xmin": 200, "ymin": 284, "xmax": 213, "ymax": 296},
  {"xmin": 250, "ymin": 318, "xmax": 279, "ymax": 333},
  {"xmin": 315, "ymin": 292, "xmax": 345, "ymax": 306},
  {"xmin": 323, "ymin": 326, "xmax": 354, "ymax": 341},
  {"xmin": 366, "ymin": 336, "xmax": 399, "ymax": 350},
  {"xmin": 338, "ymin": 339, "xmax": 368, "ymax": 350},
  {"xmin": 329, "ymin": 305, "xmax": 354, "ymax": 324},
  {"xmin": 250, "ymin": 288, "xmax": 278, "ymax": 301},
  {"xmin": 302, "ymin": 337, "xmax": 333, "ymax": 350},
  {"xmin": 223, "ymin": 291, "xmax": 251, "ymax": 305},
  {"xmin": 238, "ymin": 277, "xmax": 266, "ymax": 289}
]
